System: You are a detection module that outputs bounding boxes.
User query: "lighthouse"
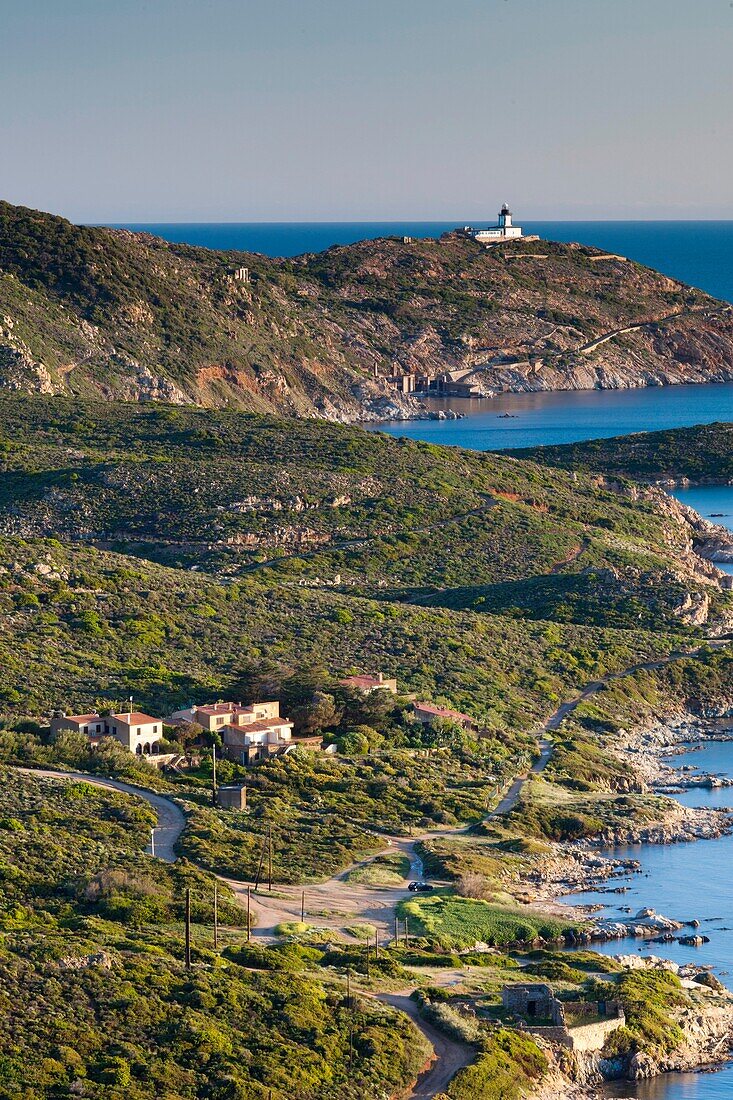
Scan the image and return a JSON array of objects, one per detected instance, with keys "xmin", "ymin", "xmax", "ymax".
[{"xmin": 467, "ymin": 203, "xmax": 524, "ymax": 244}]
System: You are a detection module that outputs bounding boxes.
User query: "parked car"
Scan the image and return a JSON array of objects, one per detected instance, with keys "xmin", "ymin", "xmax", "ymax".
[{"xmin": 408, "ymin": 881, "xmax": 433, "ymax": 892}]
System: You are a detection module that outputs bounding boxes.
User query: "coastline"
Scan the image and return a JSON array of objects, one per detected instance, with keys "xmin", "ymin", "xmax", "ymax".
[
  {"xmin": 514, "ymin": 714, "xmax": 733, "ymax": 1094},
  {"xmin": 354, "ymin": 375, "xmax": 733, "ymax": 428}
]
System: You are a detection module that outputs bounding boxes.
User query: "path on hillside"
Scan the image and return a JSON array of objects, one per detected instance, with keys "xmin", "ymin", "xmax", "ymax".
[
  {"xmin": 238, "ymin": 494, "xmax": 498, "ymax": 576},
  {"xmin": 11, "ymin": 637, "xmax": 732, "ymax": 1100},
  {"xmin": 377, "ymin": 993, "xmax": 476, "ymax": 1098},
  {"xmin": 14, "ymin": 768, "xmax": 186, "ymax": 862},
  {"xmin": 15, "ymin": 640, "xmax": 730, "ymax": 928},
  {"xmin": 463, "ymin": 303, "xmax": 732, "ymax": 378}
]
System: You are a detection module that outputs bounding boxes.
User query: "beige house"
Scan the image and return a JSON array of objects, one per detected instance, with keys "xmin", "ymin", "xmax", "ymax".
[
  {"xmin": 50, "ymin": 710, "xmax": 163, "ymax": 754},
  {"xmin": 170, "ymin": 700, "xmax": 283, "ymax": 732},
  {"xmin": 169, "ymin": 700, "xmax": 313, "ymax": 764},
  {"xmin": 107, "ymin": 712, "xmax": 163, "ymax": 754},
  {"xmin": 339, "ymin": 672, "xmax": 398, "ymax": 695},
  {"xmin": 412, "ymin": 701, "xmax": 477, "ymax": 730}
]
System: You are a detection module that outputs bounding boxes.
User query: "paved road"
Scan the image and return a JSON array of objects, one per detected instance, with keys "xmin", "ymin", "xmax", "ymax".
[
  {"xmin": 378, "ymin": 993, "xmax": 475, "ymax": 1099},
  {"xmin": 15, "ymin": 768, "xmax": 186, "ymax": 862}
]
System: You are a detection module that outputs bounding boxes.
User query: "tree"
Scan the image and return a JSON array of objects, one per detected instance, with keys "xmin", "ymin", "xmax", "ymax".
[
  {"xmin": 168, "ymin": 720, "xmax": 203, "ymax": 756},
  {"xmin": 336, "ymin": 728, "xmax": 370, "ymax": 755},
  {"xmin": 421, "ymin": 717, "xmax": 471, "ymax": 749},
  {"xmin": 290, "ymin": 691, "xmax": 340, "ymax": 736},
  {"xmin": 334, "ymin": 685, "xmax": 397, "ymax": 732}
]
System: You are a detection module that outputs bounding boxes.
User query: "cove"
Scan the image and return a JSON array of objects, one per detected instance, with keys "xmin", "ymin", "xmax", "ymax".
[
  {"xmin": 366, "ymin": 382, "xmax": 733, "ymax": 452},
  {"xmin": 559, "ymin": 736, "xmax": 733, "ymax": 1100}
]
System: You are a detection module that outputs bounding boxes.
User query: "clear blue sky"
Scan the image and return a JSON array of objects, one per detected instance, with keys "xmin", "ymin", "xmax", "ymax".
[{"xmin": 1, "ymin": 0, "xmax": 732, "ymax": 221}]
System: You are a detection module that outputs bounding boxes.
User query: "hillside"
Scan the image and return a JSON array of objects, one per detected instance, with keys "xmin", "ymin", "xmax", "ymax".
[
  {"xmin": 3, "ymin": 201, "xmax": 733, "ymax": 420},
  {"xmin": 0, "ymin": 396, "xmax": 730, "ymax": 635},
  {"xmin": 508, "ymin": 422, "xmax": 733, "ymax": 485}
]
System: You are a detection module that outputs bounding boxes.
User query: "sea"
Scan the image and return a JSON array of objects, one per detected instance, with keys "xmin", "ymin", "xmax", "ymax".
[{"xmin": 112, "ymin": 217, "xmax": 733, "ymax": 1097}]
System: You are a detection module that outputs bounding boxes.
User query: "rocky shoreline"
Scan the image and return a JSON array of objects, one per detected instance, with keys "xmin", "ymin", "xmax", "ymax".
[{"xmin": 523, "ymin": 715, "xmax": 733, "ymax": 1095}]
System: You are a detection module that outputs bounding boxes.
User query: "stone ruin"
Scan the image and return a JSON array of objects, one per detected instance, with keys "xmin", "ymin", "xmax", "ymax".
[{"xmin": 502, "ymin": 982, "xmax": 625, "ymax": 1052}]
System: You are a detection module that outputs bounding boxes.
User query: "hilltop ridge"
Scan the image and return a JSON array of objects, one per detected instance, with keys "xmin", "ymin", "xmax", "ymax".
[{"xmin": 3, "ymin": 201, "xmax": 733, "ymax": 420}]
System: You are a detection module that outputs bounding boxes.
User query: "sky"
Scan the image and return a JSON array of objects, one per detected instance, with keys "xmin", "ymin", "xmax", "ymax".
[{"xmin": 1, "ymin": 0, "xmax": 733, "ymax": 222}]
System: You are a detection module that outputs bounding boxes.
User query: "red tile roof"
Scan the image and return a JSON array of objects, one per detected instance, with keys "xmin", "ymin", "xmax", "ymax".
[
  {"xmin": 62, "ymin": 713, "xmax": 101, "ymax": 725},
  {"xmin": 340, "ymin": 674, "xmax": 393, "ymax": 690},
  {"xmin": 113, "ymin": 712, "xmax": 160, "ymax": 726},
  {"xmin": 195, "ymin": 701, "xmax": 279, "ymax": 716},
  {"xmin": 223, "ymin": 718, "xmax": 293, "ymax": 736}
]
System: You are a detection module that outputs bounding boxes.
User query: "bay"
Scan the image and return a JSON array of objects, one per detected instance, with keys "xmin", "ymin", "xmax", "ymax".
[
  {"xmin": 366, "ymin": 385, "xmax": 733, "ymax": 452},
  {"xmin": 108, "ymin": 214, "xmax": 733, "ymax": 1098}
]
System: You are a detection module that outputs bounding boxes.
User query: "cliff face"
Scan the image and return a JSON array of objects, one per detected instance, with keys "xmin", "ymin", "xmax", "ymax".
[{"xmin": 2, "ymin": 202, "xmax": 733, "ymax": 420}]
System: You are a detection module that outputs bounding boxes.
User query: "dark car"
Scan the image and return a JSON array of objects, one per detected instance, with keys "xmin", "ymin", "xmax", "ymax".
[{"xmin": 408, "ymin": 881, "xmax": 433, "ymax": 892}]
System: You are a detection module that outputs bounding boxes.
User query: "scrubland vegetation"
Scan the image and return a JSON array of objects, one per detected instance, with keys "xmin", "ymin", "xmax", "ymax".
[{"xmin": 0, "ymin": 394, "xmax": 729, "ymax": 1097}]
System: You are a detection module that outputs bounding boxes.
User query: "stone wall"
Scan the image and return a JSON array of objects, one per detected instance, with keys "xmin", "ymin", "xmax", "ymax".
[{"xmin": 568, "ymin": 1015, "xmax": 625, "ymax": 1053}]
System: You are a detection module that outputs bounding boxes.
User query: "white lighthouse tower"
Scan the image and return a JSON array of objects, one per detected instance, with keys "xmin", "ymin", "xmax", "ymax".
[
  {"xmin": 469, "ymin": 203, "xmax": 524, "ymax": 244},
  {"xmin": 498, "ymin": 203, "xmax": 514, "ymax": 231}
]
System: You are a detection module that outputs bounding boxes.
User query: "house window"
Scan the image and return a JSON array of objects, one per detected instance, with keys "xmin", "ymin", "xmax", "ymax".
[
  {"xmin": 153, "ymin": 725, "xmax": 159, "ymax": 734},
  {"xmin": 136, "ymin": 727, "xmax": 141, "ymax": 735},
  {"xmin": 112, "ymin": 726, "xmax": 117, "ymax": 734},
  {"xmin": 95, "ymin": 724, "xmax": 102, "ymax": 733},
  {"xmin": 81, "ymin": 726, "xmax": 87, "ymax": 734}
]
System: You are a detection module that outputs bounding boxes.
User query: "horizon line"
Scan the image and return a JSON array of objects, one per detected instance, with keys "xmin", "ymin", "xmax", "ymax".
[{"xmin": 85, "ymin": 217, "xmax": 733, "ymax": 230}]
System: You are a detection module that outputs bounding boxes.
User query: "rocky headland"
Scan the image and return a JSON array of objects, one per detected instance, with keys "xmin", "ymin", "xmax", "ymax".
[{"xmin": 4, "ymin": 202, "xmax": 733, "ymax": 421}]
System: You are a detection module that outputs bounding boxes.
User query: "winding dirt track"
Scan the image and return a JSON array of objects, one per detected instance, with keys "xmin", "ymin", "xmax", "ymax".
[
  {"xmin": 378, "ymin": 993, "xmax": 476, "ymax": 1098},
  {"xmin": 14, "ymin": 768, "xmax": 186, "ymax": 861}
]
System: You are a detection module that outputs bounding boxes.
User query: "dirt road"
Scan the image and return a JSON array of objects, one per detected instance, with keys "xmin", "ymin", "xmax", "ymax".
[
  {"xmin": 378, "ymin": 993, "xmax": 475, "ymax": 1099},
  {"xmin": 14, "ymin": 767, "xmax": 186, "ymax": 862}
]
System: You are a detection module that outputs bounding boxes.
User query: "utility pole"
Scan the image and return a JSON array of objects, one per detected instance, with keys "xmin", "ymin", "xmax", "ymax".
[
  {"xmin": 403, "ymin": 918, "xmax": 409, "ymax": 948},
  {"xmin": 254, "ymin": 832, "xmax": 267, "ymax": 890},
  {"xmin": 211, "ymin": 743, "xmax": 218, "ymax": 806},
  {"xmin": 301, "ymin": 890, "xmax": 305, "ymax": 923},
  {"xmin": 246, "ymin": 885, "xmax": 251, "ymax": 942},
  {"xmin": 185, "ymin": 887, "xmax": 192, "ymax": 971},
  {"xmin": 374, "ymin": 928, "xmax": 379, "ymax": 959},
  {"xmin": 213, "ymin": 884, "xmax": 219, "ymax": 950},
  {"xmin": 267, "ymin": 825, "xmax": 273, "ymax": 892}
]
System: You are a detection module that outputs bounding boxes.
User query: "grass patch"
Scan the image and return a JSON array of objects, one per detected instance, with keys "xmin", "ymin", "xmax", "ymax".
[
  {"xmin": 347, "ymin": 851, "xmax": 410, "ymax": 886},
  {"xmin": 398, "ymin": 893, "xmax": 577, "ymax": 949},
  {"xmin": 447, "ymin": 1026, "xmax": 547, "ymax": 1100},
  {"xmin": 274, "ymin": 921, "xmax": 311, "ymax": 936}
]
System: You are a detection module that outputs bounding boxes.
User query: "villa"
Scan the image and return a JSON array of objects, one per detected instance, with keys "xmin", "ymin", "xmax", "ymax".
[
  {"xmin": 169, "ymin": 699, "xmax": 321, "ymax": 764},
  {"xmin": 339, "ymin": 672, "xmax": 398, "ymax": 694},
  {"xmin": 50, "ymin": 709, "xmax": 164, "ymax": 755}
]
